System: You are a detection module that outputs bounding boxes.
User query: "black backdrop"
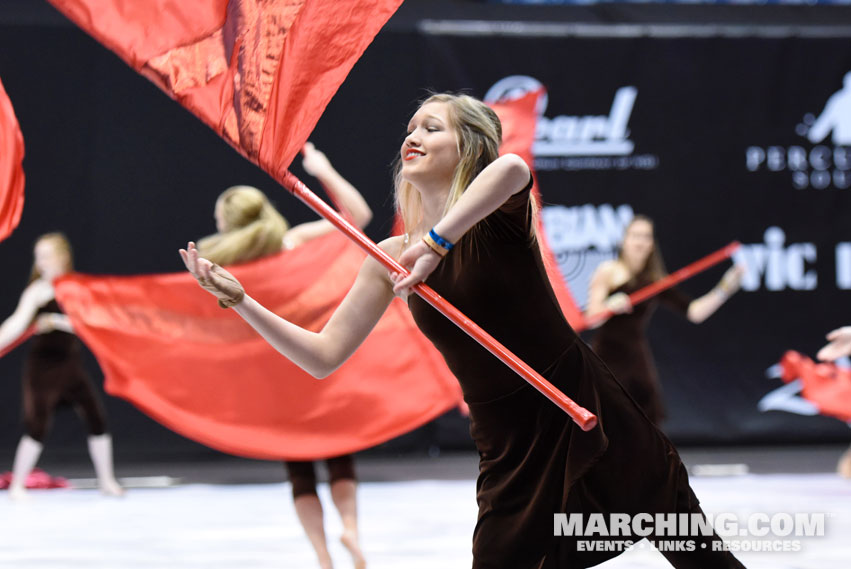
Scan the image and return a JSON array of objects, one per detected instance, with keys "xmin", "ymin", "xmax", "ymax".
[{"xmin": 1, "ymin": 3, "xmax": 850, "ymax": 463}]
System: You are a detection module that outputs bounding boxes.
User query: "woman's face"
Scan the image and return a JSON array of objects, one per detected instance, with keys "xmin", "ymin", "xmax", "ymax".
[
  {"xmin": 34, "ymin": 239, "xmax": 69, "ymax": 280},
  {"xmin": 400, "ymin": 101, "xmax": 460, "ymax": 189},
  {"xmin": 621, "ymin": 219, "xmax": 655, "ymax": 266}
]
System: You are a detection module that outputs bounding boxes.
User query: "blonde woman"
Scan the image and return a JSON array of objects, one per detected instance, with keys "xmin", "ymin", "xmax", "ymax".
[
  {"xmin": 196, "ymin": 143, "xmax": 371, "ymax": 569},
  {"xmin": 0, "ymin": 233, "xmax": 122, "ymax": 499},
  {"xmin": 182, "ymin": 94, "xmax": 746, "ymax": 568},
  {"xmin": 198, "ymin": 143, "xmax": 372, "ymax": 266}
]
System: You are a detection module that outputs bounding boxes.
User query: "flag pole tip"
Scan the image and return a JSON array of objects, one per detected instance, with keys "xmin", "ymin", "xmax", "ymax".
[{"xmin": 579, "ymin": 415, "xmax": 597, "ymax": 431}]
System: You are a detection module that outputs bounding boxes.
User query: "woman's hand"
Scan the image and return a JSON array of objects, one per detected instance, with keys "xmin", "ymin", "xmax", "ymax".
[
  {"xmin": 301, "ymin": 142, "xmax": 333, "ymax": 178},
  {"xmin": 817, "ymin": 326, "xmax": 851, "ymax": 361},
  {"xmin": 179, "ymin": 242, "xmax": 245, "ymax": 308},
  {"xmin": 34, "ymin": 313, "xmax": 72, "ymax": 334},
  {"xmin": 390, "ymin": 239, "xmax": 441, "ymax": 299},
  {"xmin": 604, "ymin": 292, "xmax": 633, "ymax": 315}
]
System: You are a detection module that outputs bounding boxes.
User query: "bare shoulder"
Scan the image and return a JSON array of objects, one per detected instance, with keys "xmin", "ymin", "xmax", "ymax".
[
  {"xmin": 13, "ymin": 279, "xmax": 54, "ymax": 317},
  {"xmin": 357, "ymin": 235, "xmax": 406, "ymax": 287},
  {"xmin": 591, "ymin": 259, "xmax": 618, "ymax": 280},
  {"xmin": 591, "ymin": 259, "xmax": 630, "ymax": 289},
  {"xmin": 377, "ymin": 234, "xmax": 407, "ymax": 260},
  {"xmin": 21, "ymin": 279, "xmax": 53, "ymax": 300}
]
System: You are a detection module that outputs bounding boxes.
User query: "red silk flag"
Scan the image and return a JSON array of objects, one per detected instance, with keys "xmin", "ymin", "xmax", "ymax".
[
  {"xmin": 54, "ymin": 232, "xmax": 462, "ymax": 460},
  {"xmin": 0, "ymin": 77, "xmax": 25, "ymax": 243},
  {"xmin": 46, "ymin": 0, "xmax": 404, "ymax": 176},
  {"xmin": 488, "ymin": 89, "xmax": 586, "ymax": 330},
  {"xmin": 778, "ymin": 350, "xmax": 851, "ymax": 423}
]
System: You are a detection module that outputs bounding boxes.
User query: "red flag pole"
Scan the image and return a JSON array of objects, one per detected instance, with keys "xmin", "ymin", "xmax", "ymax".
[
  {"xmin": 281, "ymin": 171, "xmax": 597, "ymax": 431},
  {"xmin": 581, "ymin": 241, "xmax": 741, "ymax": 331},
  {"xmin": 0, "ymin": 324, "xmax": 35, "ymax": 360}
]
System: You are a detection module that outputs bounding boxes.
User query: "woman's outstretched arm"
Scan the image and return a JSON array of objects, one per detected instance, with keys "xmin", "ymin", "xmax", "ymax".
[
  {"xmin": 0, "ymin": 280, "xmax": 54, "ymax": 351},
  {"xmin": 284, "ymin": 142, "xmax": 373, "ymax": 248},
  {"xmin": 180, "ymin": 238, "xmax": 398, "ymax": 378},
  {"xmin": 686, "ymin": 265, "xmax": 744, "ymax": 323}
]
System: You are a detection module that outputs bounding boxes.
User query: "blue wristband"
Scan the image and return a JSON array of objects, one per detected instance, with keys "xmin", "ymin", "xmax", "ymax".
[{"xmin": 428, "ymin": 229, "xmax": 454, "ymax": 251}]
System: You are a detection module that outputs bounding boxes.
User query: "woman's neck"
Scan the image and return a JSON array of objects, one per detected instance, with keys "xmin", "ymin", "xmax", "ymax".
[
  {"xmin": 416, "ymin": 184, "xmax": 451, "ymax": 232},
  {"xmin": 621, "ymin": 256, "xmax": 645, "ymax": 276}
]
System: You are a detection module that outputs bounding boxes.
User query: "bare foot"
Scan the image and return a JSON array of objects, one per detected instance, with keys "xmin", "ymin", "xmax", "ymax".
[
  {"xmin": 100, "ymin": 478, "xmax": 125, "ymax": 497},
  {"xmin": 8, "ymin": 485, "xmax": 29, "ymax": 501},
  {"xmin": 340, "ymin": 530, "xmax": 366, "ymax": 569}
]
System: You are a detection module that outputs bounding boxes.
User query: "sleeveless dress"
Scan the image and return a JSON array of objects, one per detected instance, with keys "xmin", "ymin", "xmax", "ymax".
[
  {"xmin": 408, "ymin": 184, "xmax": 744, "ymax": 568},
  {"xmin": 591, "ymin": 280, "xmax": 691, "ymax": 425},
  {"xmin": 23, "ymin": 300, "xmax": 107, "ymax": 441}
]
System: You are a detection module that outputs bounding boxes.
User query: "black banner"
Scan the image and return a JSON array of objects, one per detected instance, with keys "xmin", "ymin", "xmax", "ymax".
[
  {"xmin": 2, "ymin": 21, "xmax": 851, "ymax": 457},
  {"xmin": 418, "ymin": 31, "xmax": 851, "ymax": 443}
]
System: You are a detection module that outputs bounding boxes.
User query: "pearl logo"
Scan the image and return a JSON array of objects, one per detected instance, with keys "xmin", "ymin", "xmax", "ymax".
[{"xmin": 484, "ymin": 75, "xmax": 658, "ymax": 171}]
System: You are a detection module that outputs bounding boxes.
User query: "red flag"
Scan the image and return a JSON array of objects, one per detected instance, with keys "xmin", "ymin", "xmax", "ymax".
[
  {"xmin": 0, "ymin": 77, "xmax": 25, "ymax": 243},
  {"xmin": 46, "ymin": 0, "xmax": 404, "ymax": 175},
  {"xmin": 778, "ymin": 350, "xmax": 851, "ymax": 423},
  {"xmin": 488, "ymin": 89, "xmax": 586, "ymax": 330},
  {"xmin": 54, "ymin": 232, "xmax": 462, "ymax": 460}
]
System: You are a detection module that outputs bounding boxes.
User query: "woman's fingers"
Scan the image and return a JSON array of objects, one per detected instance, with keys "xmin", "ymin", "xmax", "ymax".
[
  {"xmin": 397, "ymin": 250, "xmax": 416, "ymax": 269},
  {"xmin": 393, "ymin": 256, "xmax": 439, "ymax": 295},
  {"xmin": 179, "ymin": 249, "xmax": 195, "ymax": 276},
  {"xmin": 818, "ymin": 328, "xmax": 851, "ymax": 360},
  {"xmin": 817, "ymin": 344, "xmax": 839, "ymax": 361},
  {"xmin": 179, "ymin": 242, "xmax": 216, "ymax": 284},
  {"xmin": 179, "ymin": 243, "xmax": 201, "ymax": 277},
  {"xmin": 198, "ymin": 258, "xmax": 213, "ymax": 280},
  {"xmin": 826, "ymin": 328, "xmax": 844, "ymax": 341},
  {"xmin": 392, "ymin": 272, "xmax": 419, "ymax": 295}
]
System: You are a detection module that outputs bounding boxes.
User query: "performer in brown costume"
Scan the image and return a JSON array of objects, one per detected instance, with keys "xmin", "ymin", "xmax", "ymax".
[
  {"xmin": 0, "ymin": 233, "xmax": 122, "ymax": 499},
  {"xmin": 181, "ymin": 94, "xmax": 746, "ymax": 568},
  {"xmin": 586, "ymin": 215, "xmax": 743, "ymax": 425}
]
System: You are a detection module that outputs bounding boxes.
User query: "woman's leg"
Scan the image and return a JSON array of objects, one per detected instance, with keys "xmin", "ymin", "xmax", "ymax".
[
  {"xmin": 10, "ymin": 385, "xmax": 53, "ymax": 500},
  {"xmin": 8, "ymin": 435, "xmax": 43, "ymax": 500},
  {"xmin": 87, "ymin": 434, "xmax": 123, "ymax": 496},
  {"xmin": 328, "ymin": 455, "xmax": 365, "ymax": 569},
  {"xmin": 286, "ymin": 461, "xmax": 333, "ymax": 569},
  {"xmin": 71, "ymin": 376, "xmax": 123, "ymax": 496}
]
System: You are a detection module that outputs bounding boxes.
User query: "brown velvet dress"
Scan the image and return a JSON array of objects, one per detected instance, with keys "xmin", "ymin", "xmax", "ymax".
[
  {"xmin": 591, "ymin": 281, "xmax": 691, "ymax": 425},
  {"xmin": 22, "ymin": 300, "xmax": 107, "ymax": 442},
  {"xmin": 408, "ymin": 184, "xmax": 744, "ymax": 568}
]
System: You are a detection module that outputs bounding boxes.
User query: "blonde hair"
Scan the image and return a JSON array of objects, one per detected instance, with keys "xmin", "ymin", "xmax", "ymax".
[
  {"xmin": 197, "ymin": 185, "xmax": 289, "ymax": 265},
  {"xmin": 393, "ymin": 93, "xmax": 506, "ymax": 237},
  {"xmin": 619, "ymin": 214, "xmax": 667, "ymax": 283},
  {"xmin": 29, "ymin": 232, "xmax": 73, "ymax": 284}
]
